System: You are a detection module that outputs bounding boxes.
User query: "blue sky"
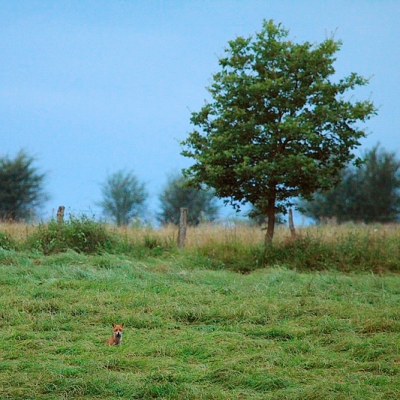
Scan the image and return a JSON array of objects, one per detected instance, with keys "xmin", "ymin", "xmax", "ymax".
[{"xmin": 1, "ymin": 0, "xmax": 399, "ymax": 222}]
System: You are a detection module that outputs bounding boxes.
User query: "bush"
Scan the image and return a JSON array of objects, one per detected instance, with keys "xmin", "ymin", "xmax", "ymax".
[
  {"xmin": 187, "ymin": 232, "xmax": 400, "ymax": 273},
  {"xmin": 262, "ymin": 233, "xmax": 400, "ymax": 273},
  {"xmin": 0, "ymin": 232, "xmax": 16, "ymax": 251},
  {"xmin": 27, "ymin": 215, "xmax": 116, "ymax": 255}
]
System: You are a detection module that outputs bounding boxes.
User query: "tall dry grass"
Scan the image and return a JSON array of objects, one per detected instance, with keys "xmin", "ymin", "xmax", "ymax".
[
  {"xmin": 114, "ymin": 222, "xmax": 400, "ymax": 273},
  {"xmin": 2, "ymin": 220, "xmax": 400, "ymax": 249},
  {"xmin": 1, "ymin": 220, "xmax": 399, "ymax": 273},
  {"xmin": 0, "ymin": 221, "xmax": 36, "ymax": 242},
  {"xmin": 111, "ymin": 221, "xmax": 400, "ymax": 248}
]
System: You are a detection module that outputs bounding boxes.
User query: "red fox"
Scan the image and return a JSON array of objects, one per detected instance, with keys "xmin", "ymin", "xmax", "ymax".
[{"xmin": 106, "ymin": 323, "xmax": 124, "ymax": 346}]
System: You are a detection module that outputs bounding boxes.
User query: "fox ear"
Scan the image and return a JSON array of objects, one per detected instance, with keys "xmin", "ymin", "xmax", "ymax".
[
  {"xmin": 112, "ymin": 323, "xmax": 116, "ymax": 328},
  {"xmin": 121, "ymin": 323, "xmax": 124, "ymax": 328}
]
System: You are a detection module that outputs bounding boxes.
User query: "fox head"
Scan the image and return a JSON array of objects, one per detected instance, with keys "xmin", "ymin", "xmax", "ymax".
[{"xmin": 112, "ymin": 323, "xmax": 124, "ymax": 339}]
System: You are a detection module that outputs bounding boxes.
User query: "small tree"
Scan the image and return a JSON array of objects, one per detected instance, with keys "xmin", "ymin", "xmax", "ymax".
[
  {"xmin": 302, "ymin": 145, "xmax": 400, "ymax": 223},
  {"xmin": 157, "ymin": 173, "xmax": 218, "ymax": 226},
  {"xmin": 98, "ymin": 170, "xmax": 148, "ymax": 226},
  {"xmin": 181, "ymin": 20, "xmax": 376, "ymax": 242},
  {"xmin": 0, "ymin": 150, "xmax": 49, "ymax": 221}
]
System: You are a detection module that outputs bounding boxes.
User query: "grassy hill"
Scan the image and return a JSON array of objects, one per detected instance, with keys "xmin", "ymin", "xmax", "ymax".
[{"xmin": 1, "ymin": 237, "xmax": 399, "ymax": 399}]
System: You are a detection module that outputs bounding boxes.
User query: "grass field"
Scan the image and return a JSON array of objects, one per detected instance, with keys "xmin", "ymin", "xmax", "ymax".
[{"xmin": 1, "ymin": 241, "xmax": 399, "ymax": 399}]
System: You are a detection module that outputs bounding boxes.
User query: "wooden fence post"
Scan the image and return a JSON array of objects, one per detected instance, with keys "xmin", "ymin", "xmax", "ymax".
[
  {"xmin": 178, "ymin": 208, "xmax": 188, "ymax": 248},
  {"xmin": 57, "ymin": 206, "xmax": 65, "ymax": 224},
  {"xmin": 288, "ymin": 207, "xmax": 297, "ymax": 239}
]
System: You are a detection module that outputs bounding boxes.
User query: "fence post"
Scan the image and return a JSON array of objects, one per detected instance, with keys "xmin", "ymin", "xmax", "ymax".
[
  {"xmin": 57, "ymin": 206, "xmax": 65, "ymax": 224},
  {"xmin": 178, "ymin": 207, "xmax": 188, "ymax": 248},
  {"xmin": 288, "ymin": 207, "xmax": 297, "ymax": 239}
]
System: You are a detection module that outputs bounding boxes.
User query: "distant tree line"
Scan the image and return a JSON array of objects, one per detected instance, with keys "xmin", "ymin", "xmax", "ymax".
[
  {"xmin": 1, "ymin": 144, "xmax": 399, "ymax": 226},
  {"xmin": 301, "ymin": 145, "xmax": 400, "ymax": 224},
  {"xmin": 0, "ymin": 151, "xmax": 219, "ymax": 226},
  {"xmin": 98, "ymin": 170, "xmax": 218, "ymax": 226}
]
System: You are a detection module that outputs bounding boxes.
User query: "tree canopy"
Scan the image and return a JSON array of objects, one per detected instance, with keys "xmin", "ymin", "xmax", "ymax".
[
  {"xmin": 157, "ymin": 173, "xmax": 218, "ymax": 226},
  {"xmin": 302, "ymin": 144, "xmax": 400, "ymax": 223},
  {"xmin": 98, "ymin": 170, "xmax": 148, "ymax": 226},
  {"xmin": 0, "ymin": 150, "xmax": 49, "ymax": 221},
  {"xmin": 181, "ymin": 20, "xmax": 376, "ymax": 242}
]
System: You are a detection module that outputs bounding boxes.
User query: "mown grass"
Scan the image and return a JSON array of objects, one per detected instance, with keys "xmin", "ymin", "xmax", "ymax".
[{"xmin": 0, "ymin": 247, "xmax": 399, "ymax": 399}]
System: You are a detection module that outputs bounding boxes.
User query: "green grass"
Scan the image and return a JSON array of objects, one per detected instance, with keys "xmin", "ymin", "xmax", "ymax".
[{"xmin": 0, "ymin": 249, "xmax": 399, "ymax": 399}]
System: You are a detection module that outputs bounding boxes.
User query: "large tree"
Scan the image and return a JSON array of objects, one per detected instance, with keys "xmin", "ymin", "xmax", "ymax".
[
  {"xmin": 181, "ymin": 20, "xmax": 376, "ymax": 242},
  {"xmin": 0, "ymin": 150, "xmax": 49, "ymax": 221},
  {"xmin": 302, "ymin": 145, "xmax": 400, "ymax": 223},
  {"xmin": 157, "ymin": 172, "xmax": 218, "ymax": 226},
  {"xmin": 98, "ymin": 170, "xmax": 147, "ymax": 226}
]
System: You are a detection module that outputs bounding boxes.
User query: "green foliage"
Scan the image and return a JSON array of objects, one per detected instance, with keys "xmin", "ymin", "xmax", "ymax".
[
  {"xmin": 27, "ymin": 215, "xmax": 116, "ymax": 254},
  {"xmin": 98, "ymin": 169, "xmax": 148, "ymax": 226},
  {"xmin": 157, "ymin": 172, "xmax": 219, "ymax": 226},
  {"xmin": 185, "ymin": 231, "xmax": 400, "ymax": 274},
  {"xmin": 188, "ymin": 241, "xmax": 266, "ymax": 273},
  {"xmin": 0, "ymin": 253, "xmax": 399, "ymax": 398},
  {"xmin": 0, "ymin": 150, "xmax": 49, "ymax": 221},
  {"xmin": 302, "ymin": 144, "xmax": 400, "ymax": 223},
  {"xmin": 0, "ymin": 232, "xmax": 16, "ymax": 250},
  {"xmin": 261, "ymin": 233, "xmax": 400, "ymax": 272},
  {"xmin": 181, "ymin": 20, "xmax": 376, "ymax": 241}
]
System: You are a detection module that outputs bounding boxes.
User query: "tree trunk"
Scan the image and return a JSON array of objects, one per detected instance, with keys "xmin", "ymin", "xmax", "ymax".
[{"xmin": 265, "ymin": 198, "xmax": 276, "ymax": 244}]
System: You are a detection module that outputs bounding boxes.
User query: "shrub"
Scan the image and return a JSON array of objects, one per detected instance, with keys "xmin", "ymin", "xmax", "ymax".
[
  {"xmin": 262, "ymin": 233, "xmax": 400, "ymax": 273},
  {"xmin": 0, "ymin": 232, "xmax": 16, "ymax": 250},
  {"xmin": 27, "ymin": 215, "xmax": 116, "ymax": 254},
  {"xmin": 187, "ymin": 231, "xmax": 400, "ymax": 273}
]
